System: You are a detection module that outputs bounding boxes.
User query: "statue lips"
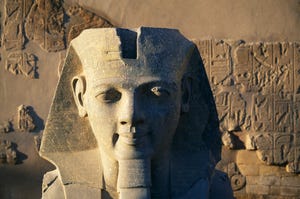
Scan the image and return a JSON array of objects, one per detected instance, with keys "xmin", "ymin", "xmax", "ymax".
[{"xmin": 117, "ymin": 131, "xmax": 149, "ymax": 146}]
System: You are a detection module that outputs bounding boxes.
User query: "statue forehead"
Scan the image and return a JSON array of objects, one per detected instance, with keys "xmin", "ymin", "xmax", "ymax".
[{"xmin": 70, "ymin": 27, "xmax": 194, "ymax": 80}]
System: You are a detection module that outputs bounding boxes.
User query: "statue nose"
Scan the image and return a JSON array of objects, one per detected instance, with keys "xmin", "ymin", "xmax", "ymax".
[{"xmin": 119, "ymin": 93, "xmax": 145, "ymax": 127}]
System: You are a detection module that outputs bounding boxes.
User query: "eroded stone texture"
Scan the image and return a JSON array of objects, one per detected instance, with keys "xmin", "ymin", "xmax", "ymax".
[
  {"xmin": 40, "ymin": 27, "xmax": 230, "ymax": 199},
  {"xmin": 195, "ymin": 40, "xmax": 300, "ymax": 173},
  {"xmin": 3, "ymin": 0, "xmax": 33, "ymax": 51},
  {"xmin": 17, "ymin": 104, "xmax": 35, "ymax": 132},
  {"xmin": 24, "ymin": 2, "xmax": 113, "ymax": 53},
  {"xmin": 25, "ymin": 0, "xmax": 66, "ymax": 52},
  {"xmin": 66, "ymin": 4, "xmax": 113, "ymax": 44},
  {"xmin": 0, "ymin": 140, "xmax": 17, "ymax": 165},
  {"xmin": 5, "ymin": 52, "xmax": 37, "ymax": 78},
  {"xmin": 0, "ymin": 121, "xmax": 12, "ymax": 133},
  {"xmin": 2, "ymin": 1, "xmax": 113, "ymax": 79}
]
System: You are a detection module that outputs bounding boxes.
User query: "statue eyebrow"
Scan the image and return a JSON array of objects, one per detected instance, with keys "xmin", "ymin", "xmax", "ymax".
[
  {"xmin": 92, "ymin": 78, "xmax": 178, "ymax": 90},
  {"xmin": 141, "ymin": 81, "xmax": 178, "ymax": 91}
]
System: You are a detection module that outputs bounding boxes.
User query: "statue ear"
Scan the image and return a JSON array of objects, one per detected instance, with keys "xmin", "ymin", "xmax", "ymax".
[
  {"xmin": 72, "ymin": 76, "xmax": 87, "ymax": 117},
  {"xmin": 181, "ymin": 75, "xmax": 192, "ymax": 113}
]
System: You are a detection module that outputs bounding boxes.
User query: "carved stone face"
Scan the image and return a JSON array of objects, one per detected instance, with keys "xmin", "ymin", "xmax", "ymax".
[
  {"xmin": 73, "ymin": 65, "xmax": 184, "ymax": 160},
  {"xmin": 41, "ymin": 28, "xmax": 222, "ymax": 198}
]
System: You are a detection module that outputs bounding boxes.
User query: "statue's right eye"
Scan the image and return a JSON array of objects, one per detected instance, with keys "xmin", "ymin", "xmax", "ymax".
[{"xmin": 95, "ymin": 88, "xmax": 121, "ymax": 103}]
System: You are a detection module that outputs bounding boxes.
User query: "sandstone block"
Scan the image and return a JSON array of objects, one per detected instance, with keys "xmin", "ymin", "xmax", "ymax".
[{"xmin": 246, "ymin": 184, "xmax": 269, "ymax": 195}]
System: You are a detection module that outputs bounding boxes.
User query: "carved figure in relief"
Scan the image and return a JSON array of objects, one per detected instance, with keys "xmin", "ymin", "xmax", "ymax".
[
  {"xmin": 5, "ymin": 52, "xmax": 37, "ymax": 78},
  {"xmin": 25, "ymin": 0, "xmax": 65, "ymax": 52},
  {"xmin": 40, "ymin": 28, "xmax": 233, "ymax": 199},
  {"xmin": 0, "ymin": 140, "xmax": 17, "ymax": 164},
  {"xmin": 17, "ymin": 104, "xmax": 35, "ymax": 132}
]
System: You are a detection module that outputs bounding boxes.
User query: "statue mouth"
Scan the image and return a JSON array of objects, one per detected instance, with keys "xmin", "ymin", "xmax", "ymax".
[{"xmin": 117, "ymin": 131, "xmax": 149, "ymax": 146}]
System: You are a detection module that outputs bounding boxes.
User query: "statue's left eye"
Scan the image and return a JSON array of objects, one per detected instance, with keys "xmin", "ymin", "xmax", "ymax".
[
  {"xmin": 151, "ymin": 86, "xmax": 170, "ymax": 97},
  {"xmin": 96, "ymin": 88, "xmax": 121, "ymax": 103}
]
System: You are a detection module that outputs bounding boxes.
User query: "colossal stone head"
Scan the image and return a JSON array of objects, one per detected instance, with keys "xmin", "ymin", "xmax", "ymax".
[{"xmin": 40, "ymin": 27, "xmax": 221, "ymax": 198}]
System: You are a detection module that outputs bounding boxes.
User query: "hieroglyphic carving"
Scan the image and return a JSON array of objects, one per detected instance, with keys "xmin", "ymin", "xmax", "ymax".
[
  {"xmin": 210, "ymin": 40, "xmax": 231, "ymax": 86},
  {"xmin": 233, "ymin": 43, "xmax": 252, "ymax": 92},
  {"xmin": 254, "ymin": 133, "xmax": 292, "ymax": 165},
  {"xmin": 193, "ymin": 40, "xmax": 211, "ymax": 79},
  {"xmin": 273, "ymin": 43, "xmax": 294, "ymax": 100},
  {"xmin": 286, "ymin": 134, "xmax": 300, "ymax": 173},
  {"xmin": 1, "ymin": 0, "xmax": 40, "ymax": 78},
  {"xmin": 195, "ymin": 41, "xmax": 300, "ymax": 173},
  {"xmin": 17, "ymin": 104, "xmax": 35, "ymax": 132},
  {"xmin": 252, "ymin": 94, "xmax": 273, "ymax": 132},
  {"xmin": 3, "ymin": 0, "xmax": 33, "ymax": 51},
  {"xmin": 216, "ymin": 91, "xmax": 247, "ymax": 132},
  {"xmin": 0, "ymin": 140, "xmax": 17, "ymax": 164},
  {"xmin": 252, "ymin": 43, "xmax": 274, "ymax": 94},
  {"xmin": 25, "ymin": 0, "xmax": 65, "ymax": 52},
  {"xmin": 66, "ymin": 4, "xmax": 113, "ymax": 44},
  {"xmin": 274, "ymin": 99, "xmax": 293, "ymax": 133},
  {"xmin": 5, "ymin": 52, "xmax": 37, "ymax": 78},
  {"xmin": 25, "ymin": 2, "xmax": 113, "ymax": 52}
]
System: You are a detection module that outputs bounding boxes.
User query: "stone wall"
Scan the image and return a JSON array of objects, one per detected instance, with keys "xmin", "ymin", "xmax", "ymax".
[
  {"xmin": 0, "ymin": 0, "xmax": 299, "ymax": 198},
  {"xmin": 194, "ymin": 40, "xmax": 300, "ymax": 198}
]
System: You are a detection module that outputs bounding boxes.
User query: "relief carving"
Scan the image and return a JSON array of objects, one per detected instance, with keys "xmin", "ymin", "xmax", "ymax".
[
  {"xmin": 17, "ymin": 104, "xmax": 35, "ymax": 132},
  {"xmin": 223, "ymin": 162, "xmax": 246, "ymax": 191},
  {"xmin": 5, "ymin": 52, "xmax": 38, "ymax": 78},
  {"xmin": 194, "ymin": 40, "xmax": 300, "ymax": 173},
  {"xmin": 25, "ymin": 0, "xmax": 66, "ymax": 52},
  {"xmin": 210, "ymin": 40, "xmax": 231, "ymax": 86},
  {"xmin": 3, "ymin": 0, "xmax": 33, "ymax": 51},
  {"xmin": 66, "ymin": 4, "xmax": 113, "ymax": 44},
  {"xmin": 233, "ymin": 42, "xmax": 252, "ymax": 92},
  {"xmin": 0, "ymin": 140, "xmax": 17, "ymax": 165}
]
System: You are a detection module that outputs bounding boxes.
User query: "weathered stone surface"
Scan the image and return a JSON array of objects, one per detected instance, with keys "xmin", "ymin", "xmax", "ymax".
[
  {"xmin": 17, "ymin": 105, "xmax": 35, "ymax": 132},
  {"xmin": 66, "ymin": 4, "xmax": 113, "ymax": 44},
  {"xmin": 247, "ymin": 176, "xmax": 280, "ymax": 186},
  {"xmin": 0, "ymin": 140, "xmax": 17, "ymax": 164},
  {"xmin": 259, "ymin": 165, "xmax": 281, "ymax": 176},
  {"xmin": 236, "ymin": 150, "xmax": 261, "ymax": 165},
  {"xmin": 221, "ymin": 162, "xmax": 247, "ymax": 191},
  {"xmin": 246, "ymin": 184, "xmax": 269, "ymax": 195},
  {"xmin": 280, "ymin": 177, "xmax": 300, "ymax": 186},
  {"xmin": 5, "ymin": 52, "xmax": 38, "ymax": 78},
  {"xmin": 238, "ymin": 165, "xmax": 259, "ymax": 176},
  {"xmin": 40, "ymin": 27, "xmax": 228, "ymax": 199},
  {"xmin": 0, "ymin": 121, "xmax": 12, "ymax": 133},
  {"xmin": 0, "ymin": 1, "xmax": 299, "ymax": 199},
  {"xmin": 3, "ymin": 0, "xmax": 33, "ymax": 51},
  {"xmin": 195, "ymin": 40, "xmax": 300, "ymax": 173},
  {"xmin": 25, "ymin": 0, "xmax": 66, "ymax": 52},
  {"xmin": 279, "ymin": 186, "xmax": 300, "ymax": 196}
]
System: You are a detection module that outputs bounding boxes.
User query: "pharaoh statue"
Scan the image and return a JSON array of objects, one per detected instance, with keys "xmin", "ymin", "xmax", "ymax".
[{"xmin": 40, "ymin": 27, "xmax": 233, "ymax": 199}]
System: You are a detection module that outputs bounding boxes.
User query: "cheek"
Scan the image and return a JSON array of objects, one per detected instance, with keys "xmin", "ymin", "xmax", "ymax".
[
  {"xmin": 149, "ymin": 102, "xmax": 181, "ymax": 142},
  {"xmin": 84, "ymin": 97, "xmax": 117, "ymax": 143}
]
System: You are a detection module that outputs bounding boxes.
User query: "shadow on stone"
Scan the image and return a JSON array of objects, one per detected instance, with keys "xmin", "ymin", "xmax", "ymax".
[
  {"xmin": 11, "ymin": 142, "xmax": 28, "ymax": 165},
  {"xmin": 27, "ymin": 106, "xmax": 44, "ymax": 133}
]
